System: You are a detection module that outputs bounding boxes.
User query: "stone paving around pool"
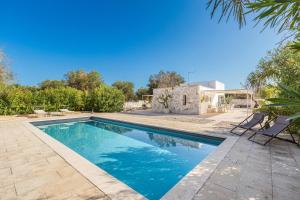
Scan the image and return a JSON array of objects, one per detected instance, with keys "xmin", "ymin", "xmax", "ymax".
[
  {"xmin": 0, "ymin": 120, "xmax": 109, "ymax": 200},
  {"xmin": 0, "ymin": 112, "xmax": 300, "ymax": 200}
]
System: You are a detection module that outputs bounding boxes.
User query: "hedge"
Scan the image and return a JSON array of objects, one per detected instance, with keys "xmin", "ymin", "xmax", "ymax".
[{"xmin": 0, "ymin": 84, "xmax": 125, "ymax": 115}]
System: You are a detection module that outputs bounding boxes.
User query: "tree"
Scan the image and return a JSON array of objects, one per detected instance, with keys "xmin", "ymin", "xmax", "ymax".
[
  {"xmin": 245, "ymin": 45, "xmax": 300, "ymax": 141},
  {"xmin": 136, "ymin": 87, "xmax": 150, "ymax": 100},
  {"xmin": 259, "ymin": 85, "xmax": 279, "ymax": 99},
  {"xmin": 207, "ymin": 0, "xmax": 300, "ymax": 51},
  {"xmin": 65, "ymin": 69, "xmax": 103, "ymax": 91},
  {"xmin": 39, "ymin": 80, "xmax": 65, "ymax": 89},
  {"xmin": 112, "ymin": 81, "xmax": 135, "ymax": 101},
  {"xmin": 87, "ymin": 71, "xmax": 103, "ymax": 91},
  {"xmin": 0, "ymin": 49, "xmax": 13, "ymax": 84},
  {"xmin": 148, "ymin": 70, "xmax": 185, "ymax": 93},
  {"xmin": 245, "ymin": 43, "xmax": 300, "ymax": 93},
  {"xmin": 158, "ymin": 90, "xmax": 173, "ymax": 111}
]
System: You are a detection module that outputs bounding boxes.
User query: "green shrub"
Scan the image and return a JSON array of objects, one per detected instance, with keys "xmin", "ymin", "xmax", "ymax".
[
  {"xmin": 37, "ymin": 87, "xmax": 84, "ymax": 111},
  {"xmin": 86, "ymin": 85, "xmax": 125, "ymax": 112},
  {"xmin": 0, "ymin": 84, "xmax": 124, "ymax": 115},
  {"xmin": 0, "ymin": 84, "xmax": 11, "ymax": 115},
  {"xmin": 11, "ymin": 87, "xmax": 34, "ymax": 114},
  {"xmin": 0, "ymin": 85, "xmax": 34, "ymax": 115}
]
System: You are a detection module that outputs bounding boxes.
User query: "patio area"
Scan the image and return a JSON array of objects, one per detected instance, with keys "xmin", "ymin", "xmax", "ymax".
[{"xmin": 0, "ymin": 112, "xmax": 299, "ymax": 200}]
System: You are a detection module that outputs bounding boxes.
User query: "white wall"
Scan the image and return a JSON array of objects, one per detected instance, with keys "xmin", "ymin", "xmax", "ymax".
[
  {"xmin": 196, "ymin": 80, "xmax": 225, "ymax": 90},
  {"xmin": 199, "ymin": 81, "xmax": 225, "ymax": 106}
]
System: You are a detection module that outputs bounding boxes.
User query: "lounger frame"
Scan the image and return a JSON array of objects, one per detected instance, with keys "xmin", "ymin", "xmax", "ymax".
[
  {"xmin": 248, "ymin": 119, "xmax": 296, "ymax": 145},
  {"xmin": 230, "ymin": 113, "xmax": 265, "ymax": 136}
]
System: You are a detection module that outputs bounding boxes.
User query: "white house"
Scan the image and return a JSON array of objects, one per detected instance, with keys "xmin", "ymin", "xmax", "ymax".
[{"xmin": 152, "ymin": 80, "xmax": 226, "ymax": 114}]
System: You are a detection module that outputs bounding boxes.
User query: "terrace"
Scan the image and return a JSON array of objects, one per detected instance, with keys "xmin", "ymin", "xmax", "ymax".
[
  {"xmin": 1, "ymin": 111, "xmax": 299, "ymax": 200},
  {"xmin": 1, "ymin": 1, "xmax": 299, "ymax": 199}
]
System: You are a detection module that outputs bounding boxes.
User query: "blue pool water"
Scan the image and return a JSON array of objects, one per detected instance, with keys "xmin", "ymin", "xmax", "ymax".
[{"xmin": 35, "ymin": 118, "xmax": 222, "ymax": 200}]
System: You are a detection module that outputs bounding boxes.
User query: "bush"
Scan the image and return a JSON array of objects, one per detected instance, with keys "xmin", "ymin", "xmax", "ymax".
[
  {"xmin": 11, "ymin": 87, "xmax": 34, "ymax": 114},
  {"xmin": 86, "ymin": 85, "xmax": 125, "ymax": 112},
  {"xmin": 0, "ymin": 85, "xmax": 34, "ymax": 115},
  {"xmin": 37, "ymin": 87, "xmax": 84, "ymax": 111},
  {"xmin": 0, "ymin": 84, "xmax": 125, "ymax": 115},
  {"xmin": 0, "ymin": 85, "xmax": 12, "ymax": 115},
  {"xmin": 0, "ymin": 85, "xmax": 85, "ymax": 114}
]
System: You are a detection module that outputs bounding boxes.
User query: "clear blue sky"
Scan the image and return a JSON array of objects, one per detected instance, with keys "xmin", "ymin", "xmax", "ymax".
[{"xmin": 0, "ymin": 0, "xmax": 282, "ymax": 89}]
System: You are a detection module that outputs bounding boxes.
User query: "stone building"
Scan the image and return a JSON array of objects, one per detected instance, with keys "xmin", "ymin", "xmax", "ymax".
[{"xmin": 152, "ymin": 80, "xmax": 225, "ymax": 114}]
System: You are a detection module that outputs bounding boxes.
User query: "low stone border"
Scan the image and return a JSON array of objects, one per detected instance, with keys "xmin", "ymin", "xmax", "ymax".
[{"xmin": 24, "ymin": 115, "xmax": 238, "ymax": 200}]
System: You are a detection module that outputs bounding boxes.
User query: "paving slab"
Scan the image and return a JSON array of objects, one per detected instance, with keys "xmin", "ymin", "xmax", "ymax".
[{"xmin": 193, "ymin": 183, "xmax": 236, "ymax": 200}]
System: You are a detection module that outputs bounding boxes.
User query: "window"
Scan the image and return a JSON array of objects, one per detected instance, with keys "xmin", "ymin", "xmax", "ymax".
[{"xmin": 183, "ymin": 95, "xmax": 187, "ymax": 105}]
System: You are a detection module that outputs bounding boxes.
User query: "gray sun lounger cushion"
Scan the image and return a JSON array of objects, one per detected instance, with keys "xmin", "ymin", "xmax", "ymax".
[
  {"xmin": 256, "ymin": 116, "xmax": 291, "ymax": 137},
  {"xmin": 238, "ymin": 113, "xmax": 265, "ymax": 129},
  {"xmin": 248, "ymin": 115, "xmax": 296, "ymax": 145},
  {"xmin": 231, "ymin": 112, "xmax": 266, "ymax": 135}
]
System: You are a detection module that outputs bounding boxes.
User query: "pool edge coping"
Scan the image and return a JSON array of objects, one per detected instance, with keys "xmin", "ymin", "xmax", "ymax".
[
  {"xmin": 161, "ymin": 134, "xmax": 237, "ymax": 199},
  {"xmin": 24, "ymin": 115, "xmax": 238, "ymax": 200}
]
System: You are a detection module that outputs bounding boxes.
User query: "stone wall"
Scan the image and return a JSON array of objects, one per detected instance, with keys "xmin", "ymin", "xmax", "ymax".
[
  {"xmin": 123, "ymin": 100, "xmax": 150, "ymax": 111},
  {"xmin": 152, "ymin": 85, "xmax": 201, "ymax": 114}
]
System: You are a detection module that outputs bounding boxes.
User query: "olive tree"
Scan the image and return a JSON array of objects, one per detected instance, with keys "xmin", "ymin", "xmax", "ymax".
[
  {"xmin": 0, "ymin": 49, "xmax": 13, "ymax": 84},
  {"xmin": 148, "ymin": 70, "xmax": 185, "ymax": 93},
  {"xmin": 65, "ymin": 69, "xmax": 103, "ymax": 91},
  {"xmin": 112, "ymin": 81, "xmax": 135, "ymax": 101}
]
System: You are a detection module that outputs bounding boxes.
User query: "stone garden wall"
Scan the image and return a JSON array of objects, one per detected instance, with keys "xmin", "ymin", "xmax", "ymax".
[{"xmin": 123, "ymin": 100, "xmax": 150, "ymax": 111}]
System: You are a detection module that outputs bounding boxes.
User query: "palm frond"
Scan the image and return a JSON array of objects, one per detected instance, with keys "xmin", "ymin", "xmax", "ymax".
[
  {"xmin": 266, "ymin": 83, "xmax": 300, "ymax": 123},
  {"xmin": 278, "ymin": 83, "xmax": 300, "ymax": 99},
  {"xmin": 247, "ymin": 0, "xmax": 300, "ymax": 32},
  {"xmin": 207, "ymin": 0, "xmax": 249, "ymax": 28},
  {"xmin": 289, "ymin": 112, "xmax": 300, "ymax": 120},
  {"xmin": 290, "ymin": 31, "xmax": 300, "ymax": 51}
]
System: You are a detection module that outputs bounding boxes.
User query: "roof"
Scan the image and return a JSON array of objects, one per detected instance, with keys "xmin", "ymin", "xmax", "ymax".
[{"xmin": 203, "ymin": 89, "xmax": 254, "ymax": 95}]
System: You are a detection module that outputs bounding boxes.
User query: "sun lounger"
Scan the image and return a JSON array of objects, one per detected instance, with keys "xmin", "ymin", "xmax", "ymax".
[
  {"xmin": 230, "ymin": 112, "xmax": 266, "ymax": 136},
  {"xmin": 248, "ymin": 115, "xmax": 296, "ymax": 145},
  {"xmin": 49, "ymin": 111, "xmax": 63, "ymax": 116},
  {"xmin": 59, "ymin": 109, "xmax": 73, "ymax": 115},
  {"xmin": 34, "ymin": 109, "xmax": 48, "ymax": 117}
]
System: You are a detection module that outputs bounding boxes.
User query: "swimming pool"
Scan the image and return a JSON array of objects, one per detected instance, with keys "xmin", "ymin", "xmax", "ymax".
[{"xmin": 33, "ymin": 117, "xmax": 223, "ymax": 200}]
